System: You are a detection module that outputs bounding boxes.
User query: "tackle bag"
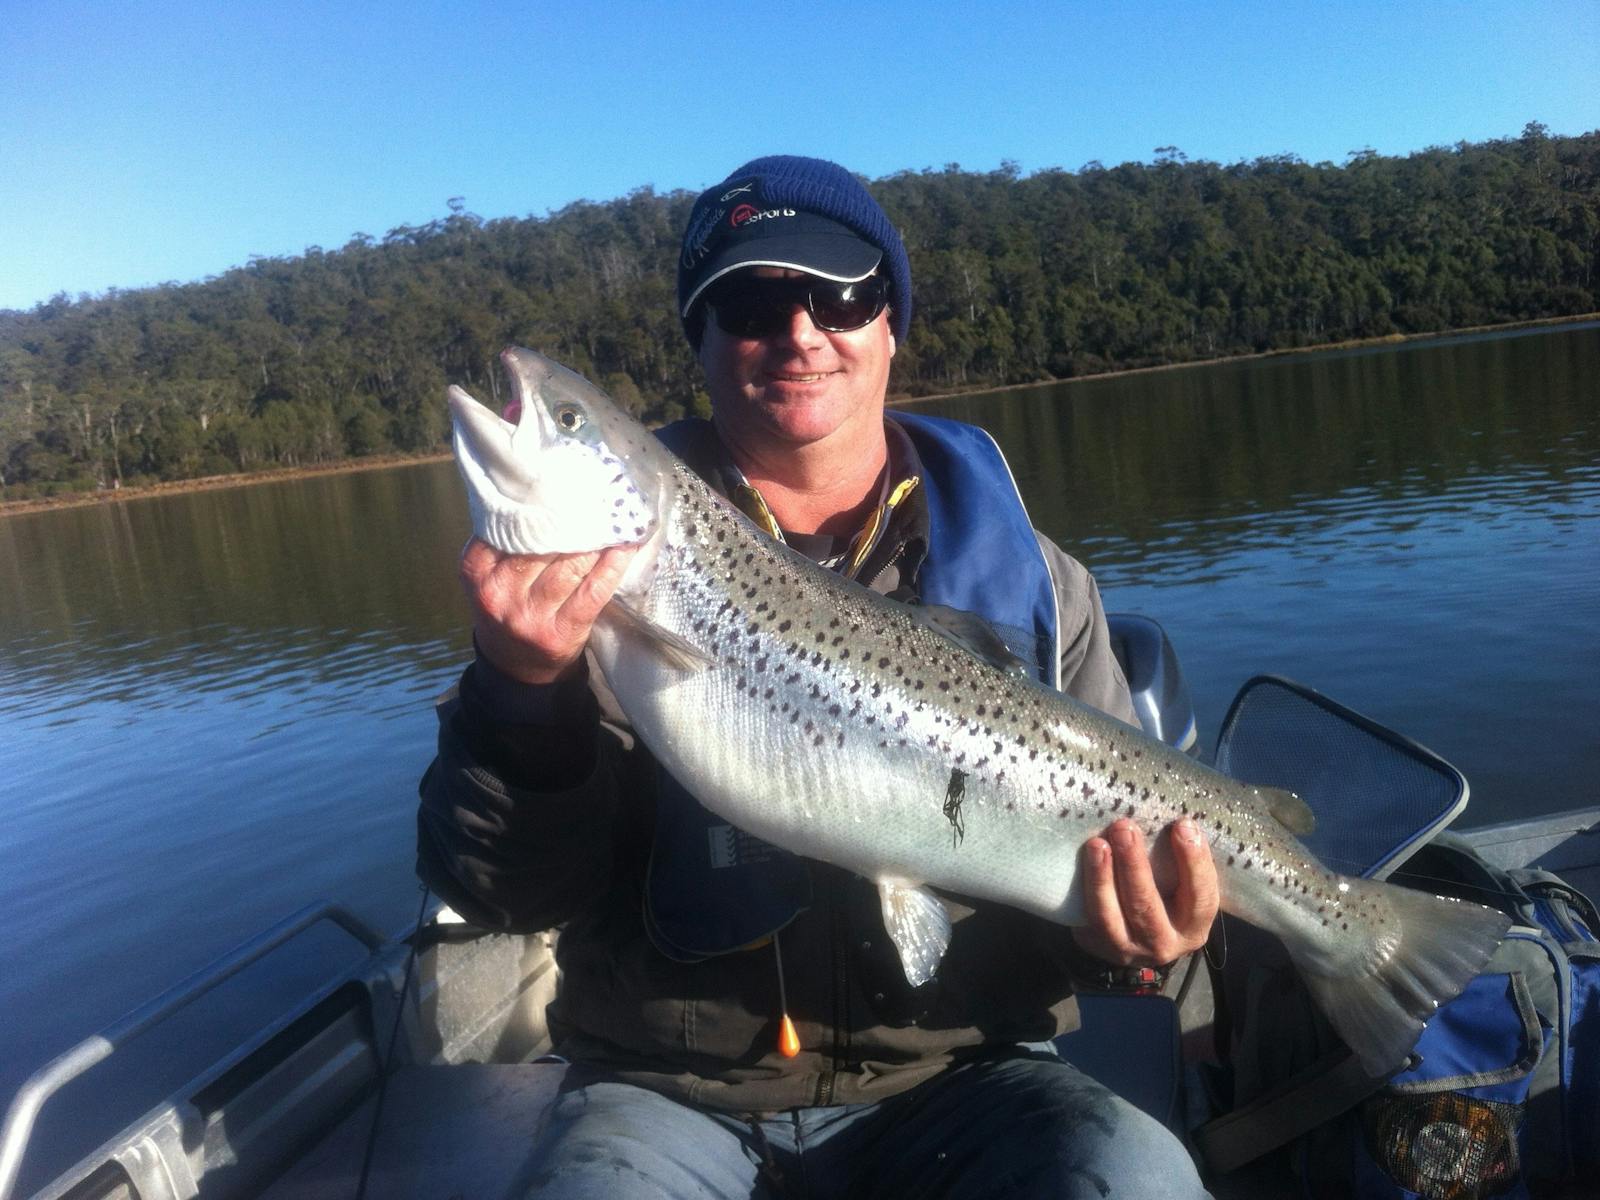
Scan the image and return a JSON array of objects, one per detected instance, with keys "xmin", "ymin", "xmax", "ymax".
[
  {"xmin": 1201, "ymin": 837, "xmax": 1600, "ymax": 1199},
  {"xmin": 1191, "ymin": 676, "xmax": 1600, "ymax": 1198},
  {"xmin": 1347, "ymin": 839, "xmax": 1600, "ymax": 1199}
]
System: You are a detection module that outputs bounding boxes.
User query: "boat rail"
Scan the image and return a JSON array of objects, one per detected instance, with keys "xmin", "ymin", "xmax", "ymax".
[{"xmin": 0, "ymin": 902, "xmax": 386, "ymax": 1200}]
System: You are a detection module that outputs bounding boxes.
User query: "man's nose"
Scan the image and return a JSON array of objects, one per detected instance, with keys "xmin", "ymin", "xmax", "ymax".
[{"xmin": 774, "ymin": 299, "xmax": 825, "ymax": 348}]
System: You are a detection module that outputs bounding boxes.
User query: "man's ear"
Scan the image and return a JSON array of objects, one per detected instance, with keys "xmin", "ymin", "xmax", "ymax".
[{"xmin": 889, "ymin": 332, "xmax": 897, "ymax": 358}]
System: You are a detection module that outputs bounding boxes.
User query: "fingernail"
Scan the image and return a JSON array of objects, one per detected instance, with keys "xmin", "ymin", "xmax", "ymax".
[
  {"xmin": 1110, "ymin": 822, "xmax": 1136, "ymax": 849},
  {"xmin": 1177, "ymin": 818, "xmax": 1203, "ymax": 845}
]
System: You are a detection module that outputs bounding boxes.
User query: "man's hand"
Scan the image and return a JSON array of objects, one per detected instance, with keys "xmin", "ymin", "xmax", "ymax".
[
  {"xmin": 1071, "ymin": 817, "xmax": 1218, "ymax": 966},
  {"xmin": 460, "ymin": 537, "xmax": 639, "ymax": 684}
]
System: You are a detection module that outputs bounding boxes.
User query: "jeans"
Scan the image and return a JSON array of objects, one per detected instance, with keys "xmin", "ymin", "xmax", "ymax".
[{"xmin": 523, "ymin": 1047, "xmax": 1209, "ymax": 1198}]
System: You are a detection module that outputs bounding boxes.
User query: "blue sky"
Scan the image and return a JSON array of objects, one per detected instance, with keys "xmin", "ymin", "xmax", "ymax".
[{"xmin": 2, "ymin": 1, "xmax": 1595, "ymax": 312}]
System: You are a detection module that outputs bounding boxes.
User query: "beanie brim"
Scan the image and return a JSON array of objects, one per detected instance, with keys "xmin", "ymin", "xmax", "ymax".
[{"xmin": 680, "ymin": 228, "xmax": 882, "ymax": 317}]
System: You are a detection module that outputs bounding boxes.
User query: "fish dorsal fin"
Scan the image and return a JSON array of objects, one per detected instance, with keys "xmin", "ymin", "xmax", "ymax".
[
  {"xmin": 605, "ymin": 598, "xmax": 720, "ymax": 673},
  {"xmin": 876, "ymin": 878, "xmax": 952, "ymax": 987},
  {"xmin": 1261, "ymin": 786, "xmax": 1316, "ymax": 836},
  {"xmin": 915, "ymin": 604, "xmax": 1029, "ymax": 677}
]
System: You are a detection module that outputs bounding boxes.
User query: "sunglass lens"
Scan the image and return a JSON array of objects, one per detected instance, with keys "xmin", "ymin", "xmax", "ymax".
[
  {"xmin": 709, "ymin": 281, "xmax": 789, "ymax": 338},
  {"xmin": 809, "ymin": 278, "xmax": 887, "ymax": 331}
]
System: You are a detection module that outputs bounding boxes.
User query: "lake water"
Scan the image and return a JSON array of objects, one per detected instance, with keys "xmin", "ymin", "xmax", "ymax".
[{"xmin": 2, "ymin": 323, "xmax": 1597, "ymax": 1184}]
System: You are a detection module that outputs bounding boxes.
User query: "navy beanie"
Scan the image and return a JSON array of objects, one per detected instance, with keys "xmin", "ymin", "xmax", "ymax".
[{"xmin": 677, "ymin": 155, "xmax": 913, "ymax": 348}]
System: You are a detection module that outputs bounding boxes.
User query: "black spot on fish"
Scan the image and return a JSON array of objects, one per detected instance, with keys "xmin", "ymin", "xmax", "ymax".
[{"xmin": 779, "ymin": 620, "xmax": 792, "ymax": 632}]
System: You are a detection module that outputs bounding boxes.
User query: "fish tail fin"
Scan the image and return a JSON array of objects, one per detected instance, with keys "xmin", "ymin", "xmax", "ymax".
[{"xmin": 1287, "ymin": 879, "xmax": 1511, "ymax": 1077}]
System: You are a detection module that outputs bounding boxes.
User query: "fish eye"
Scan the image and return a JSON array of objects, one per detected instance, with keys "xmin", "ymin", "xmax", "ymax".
[{"xmin": 555, "ymin": 405, "xmax": 585, "ymax": 433}]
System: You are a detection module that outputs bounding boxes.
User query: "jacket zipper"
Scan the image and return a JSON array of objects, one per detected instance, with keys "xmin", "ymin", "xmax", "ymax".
[
  {"xmin": 815, "ymin": 887, "xmax": 852, "ymax": 1106},
  {"xmin": 862, "ymin": 540, "xmax": 908, "ymax": 591}
]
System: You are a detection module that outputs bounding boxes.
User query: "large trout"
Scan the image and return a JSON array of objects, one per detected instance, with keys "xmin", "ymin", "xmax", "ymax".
[{"xmin": 448, "ymin": 347, "xmax": 1509, "ymax": 1076}]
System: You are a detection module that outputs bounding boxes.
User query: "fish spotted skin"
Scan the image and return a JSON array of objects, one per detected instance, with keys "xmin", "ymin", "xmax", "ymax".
[{"xmin": 450, "ymin": 346, "xmax": 1511, "ymax": 1077}]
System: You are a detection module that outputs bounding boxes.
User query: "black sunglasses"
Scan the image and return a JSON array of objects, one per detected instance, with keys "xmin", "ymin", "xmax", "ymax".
[{"xmin": 704, "ymin": 274, "xmax": 890, "ymax": 339}]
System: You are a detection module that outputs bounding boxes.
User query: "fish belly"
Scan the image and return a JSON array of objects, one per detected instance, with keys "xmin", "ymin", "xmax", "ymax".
[{"xmin": 595, "ymin": 618, "xmax": 1113, "ymax": 926}]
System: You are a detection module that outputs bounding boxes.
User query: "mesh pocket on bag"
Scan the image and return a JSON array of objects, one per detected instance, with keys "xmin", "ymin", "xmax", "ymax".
[{"xmin": 1362, "ymin": 1091, "xmax": 1523, "ymax": 1199}]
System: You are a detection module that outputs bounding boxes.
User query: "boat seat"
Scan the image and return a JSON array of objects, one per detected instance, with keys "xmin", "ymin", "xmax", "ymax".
[{"xmin": 259, "ymin": 1061, "xmax": 568, "ymax": 1200}]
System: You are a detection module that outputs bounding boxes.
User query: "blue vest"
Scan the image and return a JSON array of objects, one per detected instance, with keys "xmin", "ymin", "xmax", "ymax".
[{"xmin": 644, "ymin": 415, "xmax": 1060, "ymax": 960}]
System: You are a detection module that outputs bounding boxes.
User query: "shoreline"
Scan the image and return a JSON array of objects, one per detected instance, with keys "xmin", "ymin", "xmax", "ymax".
[
  {"xmin": 5, "ymin": 312, "xmax": 1596, "ymax": 518},
  {"xmin": 888, "ymin": 311, "xmax": 1600, "ymax": 406},
  {"xmin": 0, "ymin": 451, "xmax": 453, "ymax": 518}
]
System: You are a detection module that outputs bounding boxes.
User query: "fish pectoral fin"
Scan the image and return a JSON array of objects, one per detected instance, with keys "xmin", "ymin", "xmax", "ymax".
[
  {"xmin": 1262, "ymin": 787, "xmax": 1316, "ymax": 836},
  {"xmin": 876, "ymin": 878, "xmax": 952, "ymax": 987},
  {"xmin": 605, "ymin": 598, "xmax": 720, "ymax": 673}
]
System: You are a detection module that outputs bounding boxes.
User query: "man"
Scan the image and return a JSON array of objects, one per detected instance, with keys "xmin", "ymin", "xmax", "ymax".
[{"xmin": 418, "ymin": 155, "xmax": 1216, "ymax": 1197}]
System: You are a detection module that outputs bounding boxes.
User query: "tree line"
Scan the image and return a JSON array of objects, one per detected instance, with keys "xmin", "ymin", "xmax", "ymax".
[{"xmin": 2, "ymin": 123, "xmax": 1595, "ymax": 499}]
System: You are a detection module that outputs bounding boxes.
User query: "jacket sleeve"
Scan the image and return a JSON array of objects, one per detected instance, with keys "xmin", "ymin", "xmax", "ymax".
[
  {"xmin": 1035, "ymin": 533, "xmax": 1139, "ymax": 728},
  {"xmin": 415, "ymin": 652, "xmax": 647, "ymax": 932}
]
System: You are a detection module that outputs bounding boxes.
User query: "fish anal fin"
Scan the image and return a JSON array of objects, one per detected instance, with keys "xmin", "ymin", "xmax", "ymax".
[
  {"xmin": 1262, "ymin": 786, "xmax": 1316, "ymax": 836},
  {"xmin": 877, "ymin": 878, "xmax": 952, "ymax": 987},
  {"xmin": 606, "ymin": 598, "xmax": 719, "ymax": 673}
]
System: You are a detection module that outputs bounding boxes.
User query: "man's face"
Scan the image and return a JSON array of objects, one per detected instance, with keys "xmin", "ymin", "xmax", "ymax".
[{"xmin": 696, "ymin": 268, "xmax": 896, "ymax": 455}]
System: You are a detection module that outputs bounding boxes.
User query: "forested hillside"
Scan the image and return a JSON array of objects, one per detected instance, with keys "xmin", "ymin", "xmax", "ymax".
[{"xmin": 2, "ymin": 124, "xmax": 1595, "ymax": 498}]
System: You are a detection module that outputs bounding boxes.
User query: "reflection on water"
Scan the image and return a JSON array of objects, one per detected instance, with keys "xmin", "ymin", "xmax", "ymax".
[
  {"xmin": 0, "ymin": 463, "xmax": 474, "ymax": 1183},
  {"xmin": 916, "ymin": 323, "xmax": 1600, "ymax": 827},
  {"xmin": 1, "ymin": 323, "xmax": 1596, "ymax": 1182}
]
